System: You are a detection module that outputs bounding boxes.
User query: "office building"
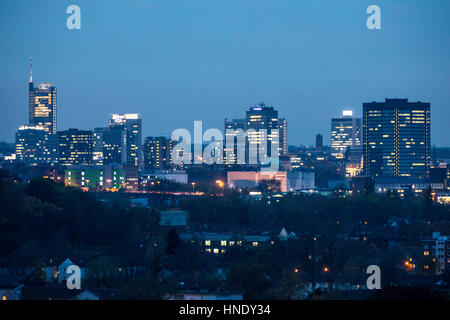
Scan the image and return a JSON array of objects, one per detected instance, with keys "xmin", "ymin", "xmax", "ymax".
[
  {"xmin": 108, "ymin": 114, "xmax": 142, "ymax": 167},
  {"xmin": 315, "ymin": 133, "xmax": 323, "ymax": 152},
  {"xmin": 143, "ymin": 136, "xmax": 173, "ymax": 169},
  {"xmin": 245, "ymin": 103, "xmax": 281, "ymax": 161},
  {"xmin": 224, "ymin": 103, "xmax": 287, "ymax": 165},
  {"xmin": 373, "ymin": 177, "xmax": 443, "ymax": 197},
  {"xmin": 362, "ymin": 98, "xmax": 430, "ymax": 178},
  {"xmin": 93, "ymin": 127, "xmax": 106, "ymax": 165},
  {"xmin": 331, "ymin": 110, "xmax": 362, "ymax": 162},
  {"xmin": 178, "ymin": 232, "xmax": 271, "ymax": 255},
  {"xmin": 18, "ymin": 59, "xmax": 58, "ymax": 166},
  {"xmin": 287, "ymin": 170, "xmax": 315, "ymax": 191},
  {"xmin": 65, "ymin": 164, "xmax": 138, "ymax": 191},
  {"xmin": 140, "ymin": 169, "xmax": 188, "ymax": 187},
  {"xmin": 102, "ymin": 125, "xmax": 127, "ymax": 165},
  {"xmin": 57, "ymin": 129, "xmax": 93, "ymax": 166},
  {"xmin": 28, "ymin": 58, "xmax": 57, "ymax": 135},
  {"xmin": 224, "ymin": 118, "xmax": 245, "ymax": 165},
  {"xmin": 227, "ymin": 171, "xmax": 287, "ymax": 192},
  {"xmin": 65, "ymin": 166, "xmax": 105, "ymax": 189},
  {"xmin": 15, "ymin": 125, "xmax": 57, "ymax": 165},
  {"xmin": 279, "ymin": 118, "xmax": 288, "ymax": 156}
]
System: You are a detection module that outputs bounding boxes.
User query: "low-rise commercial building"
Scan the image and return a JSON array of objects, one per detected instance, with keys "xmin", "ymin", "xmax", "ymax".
[
  {"xmin": 64, "ymin": 164, "xmax": 138, "ymax": 191},
  {"xmin": 374, "ymin": 177, "xmax": 444, "ymax": 197},
  {"xmin": 179, "ymin": 232, "xmax": 272, "ymax": 254},
  {"xmin": 227, "ymin": 171, "xmax": 287, "ymax": 192},
  {"xmin": 140, "ymin": 169, "xmax": 188, "ymax": 186}
]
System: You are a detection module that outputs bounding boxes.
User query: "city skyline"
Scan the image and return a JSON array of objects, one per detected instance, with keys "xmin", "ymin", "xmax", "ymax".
[
  {"xmin": 4, "ymin": 62, "xmax": 448, "ymax": 150},
  {"xmin": 1, "ymin": 1, "xmax": 449, "ymax": 304},
  {"xmin": 6, "ymin": 55, "xmax": 439, "ymax": 178},
  {"xmin": 0, "ymin": 1, "xmax": 449, "ymax": 146}
]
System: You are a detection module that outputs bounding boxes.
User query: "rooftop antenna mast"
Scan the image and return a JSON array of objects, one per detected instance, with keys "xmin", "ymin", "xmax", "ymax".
[{"xmin": 29, "ymin": 56, "xmax": 33, "ymax": 82}]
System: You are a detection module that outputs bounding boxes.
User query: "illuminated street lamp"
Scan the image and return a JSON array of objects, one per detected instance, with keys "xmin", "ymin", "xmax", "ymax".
[
  {"xmin": 323, "ymin": 267, "xmax": 329, "ymax": 273},
  {"xmin": 215, "ymin": 180, "xmax": 224, "ymax": 188},
  {"xmin": 192, "ymin": 182, "xmax": 196, "ymax": 193}
]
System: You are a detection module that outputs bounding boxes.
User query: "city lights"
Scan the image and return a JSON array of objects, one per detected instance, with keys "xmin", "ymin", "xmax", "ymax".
[{"xmin": 0, "ymin": 1, "xmax": 448, "ymax": 306}]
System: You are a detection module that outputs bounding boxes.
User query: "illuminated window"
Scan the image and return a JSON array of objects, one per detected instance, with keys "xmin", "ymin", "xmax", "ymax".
[
  {"xmin": 205, "ymin": 240, "xmax": 210, "ymax": 246},
  {"xmin": 213, "ymin": 248, "xmax": 219, "ymax": 254},
  {"xmin": 221, "ymin": 240, "xmax": 227, "ymax": 246},
  {"xmin": 252, "ymin": 242, "xmax": 258, "ymax": 247}
]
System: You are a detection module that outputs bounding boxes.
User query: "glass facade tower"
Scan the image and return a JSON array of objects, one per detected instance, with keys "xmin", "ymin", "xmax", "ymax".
[
  {"xmin": 29, "ymin": 76, "xmax": 57, "ymax": 135},
  {"xmin": 143, "ymin": 136, "xmax": 173, "ymax": 170},
  {"xmin": 58, "ymin": 129, "xmax": 94, "ymax": 166},
  {"xmin": 331, "ymin": 110, "xmax": 362, "ymax": 163},
  {"xmin": 108, "ymin": 114, "xmax": 142, "ymax": 167},
  {"xmin": 362, "ymin": 98, "xmax": 430, "ymax": 178}
]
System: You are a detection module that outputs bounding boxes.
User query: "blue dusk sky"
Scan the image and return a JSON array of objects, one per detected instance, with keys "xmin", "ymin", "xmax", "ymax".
[{"xmin": 0, "ymin": 0, "xmax": 449, "ymax": 146}]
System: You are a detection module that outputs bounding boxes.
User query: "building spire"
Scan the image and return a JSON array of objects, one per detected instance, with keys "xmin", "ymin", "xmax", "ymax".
[{"xmin": 29, "ymin": 56, "xmax": 32, "ymax": 83}]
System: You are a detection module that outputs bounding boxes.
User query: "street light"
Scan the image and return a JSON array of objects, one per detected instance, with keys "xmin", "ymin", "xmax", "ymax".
[
  {"xmin": 216, "ymin": 180, "xmax": 224, "ymax": 188},
  {"xmin": 192, "ymin": 182, "xmax": 196, "ymax": 193}
]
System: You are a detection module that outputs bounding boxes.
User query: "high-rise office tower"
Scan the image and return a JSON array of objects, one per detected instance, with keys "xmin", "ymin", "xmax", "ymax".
[
  {"xmin": 224, "ymin": 118, "xmax": 245, "ymax": 165},
  {"xmin": 108, "ymin": 114, "xmax": 142, "ymax": 167},
  {"xmin": 315, "ymin": 133, "xmax": 323, "ymax": 152},
  {"xmin": 93, "ymin": 127, "xmax": 106, "ymax": 165},
  {"xmin": 28, "ymin": 58, "xmax": 57, "ymax": 135},
  {"xmin": 331, "ymin": 110, "xmax": 362, "ymax": 162},
  {"xmin": 102, "ymin": 125, "xmax": 127, "ymax": 165},
  {"xmin": 279, "ymin": 118, "xmax": 288, "ymax": 156},
  {"xmin": 15, "ymin": 125, "xmax": 57, "ymax": 165},
  {"xmin": 224, "ymin": 103, "xmax": 286, "ymax": 165},
  {"xmin": 143, "ymin": 136, "xmax": 173, "ymax": 170},
  {"xmin": 245, "ymin": 103, "xmax": 281, "ymax": 162},
  {"xmin": 57, "ymin": 129, "xmax": 94, "ymax": 166},
  {"xmin": 362, "ymin": 98, "xmax": 430, "ymax": 178}
]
